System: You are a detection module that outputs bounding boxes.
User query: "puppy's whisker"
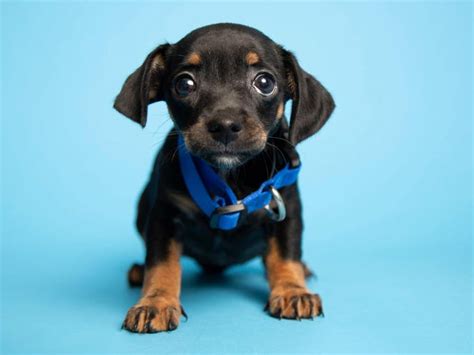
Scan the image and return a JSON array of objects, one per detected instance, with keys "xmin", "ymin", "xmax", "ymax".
[
  {"xmin": 266, "ymin": 142, "xmax": 288, "ymax": 167},
  {"xmin": 170, "ymin": 142, "xmax": 185, "ymax": 163},
  {"xmin": 152, "ymin": 117, "xmax": 173, "ymax": 135},
  {"xmin": 151, "ymin": 132, "xmax": 180, "ymax": 149},
  {"xmin": 269, "ymin": 136, "xmax": 296, "ymax": 149},
  {"xmin": 261, "ymin": 149, "xmax": 271, "ymax": 179}
]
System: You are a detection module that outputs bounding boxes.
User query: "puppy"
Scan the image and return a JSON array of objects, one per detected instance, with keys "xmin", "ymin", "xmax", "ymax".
[{"xmin": 114, "ymin": 23, "xmax": 335, "ymax": 333}]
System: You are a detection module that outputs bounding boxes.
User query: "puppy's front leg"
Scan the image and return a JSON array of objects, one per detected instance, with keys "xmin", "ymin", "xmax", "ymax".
[
  {"xmin": 265, "ymin": 237, "xmax": 323, "ymax": 319},
  {"xmin": 122, "ymin": 224, "xmax": 184, "ymax": 333},
  {"xmin": 264, "ymin": 190, "xmax": 323, "ymax": 319}
]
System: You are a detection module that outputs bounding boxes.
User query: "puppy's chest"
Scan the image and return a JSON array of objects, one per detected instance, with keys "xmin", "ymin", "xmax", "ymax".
[
  {"xmin": 167, "ymin": 168, "xmax": 272, "ymax": 266},
  {"xmin": 175, "ymin": 209, "xmax": 268, "ymax": 267}
]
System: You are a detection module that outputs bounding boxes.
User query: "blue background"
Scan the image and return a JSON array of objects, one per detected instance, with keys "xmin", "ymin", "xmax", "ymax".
[{"xmin": 1, "ymin": 1, "xmax": 472, "ymax": 354}]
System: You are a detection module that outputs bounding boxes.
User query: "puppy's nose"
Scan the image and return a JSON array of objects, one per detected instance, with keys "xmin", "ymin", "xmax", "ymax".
[{"xmin": 207, "ymin": 119, "xmax": 242, "ymax": 145}]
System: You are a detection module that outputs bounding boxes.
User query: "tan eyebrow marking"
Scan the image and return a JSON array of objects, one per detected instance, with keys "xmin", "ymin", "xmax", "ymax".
[
  {"xmin": 186, "ymin": 52, "xmax": 201, "ymax": 65},
  {"xmin": 245, "ymin": 51, "xmax": 260, "ymax": 65}
]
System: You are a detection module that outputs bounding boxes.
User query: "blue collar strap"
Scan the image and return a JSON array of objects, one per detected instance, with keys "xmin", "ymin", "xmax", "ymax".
[{"xmin": 177, "ymin": 135, "xmax": 301, "ymax": 230}]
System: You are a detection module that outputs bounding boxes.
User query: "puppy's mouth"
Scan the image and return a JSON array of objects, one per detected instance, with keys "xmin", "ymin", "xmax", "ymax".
[
  {"xmin": 199, "ymin": 149, "xmax": 260, "ymax": 170},
  {"xmin": 209, "ymin": 153, "xmax": 243, "ymax": 169},
  {"xmin": 183, "ymin": 140, "xmax": 266, "ymax": 170}
]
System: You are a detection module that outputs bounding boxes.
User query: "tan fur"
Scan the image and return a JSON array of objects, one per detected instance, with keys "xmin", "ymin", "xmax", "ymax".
[
  {"xmin": 286, "ymin": 70, "xmax": 297, "ymax": 97},
  {"xmin": 148, "ymin": 89, "xmax": 157, "ymax": 100},
  {"xmin": 141, "ymin": 240, "xmax": 181, "ymax": 297},
  {"xmin": 186, "ymin": 52, "xmax": 201, "ymax": 65},
  {"xmin": 265, "ymin": 238, "xmax": 306, "ymax": 290},
  {"xmin": 150, "ymin": 54, "xmax": 165, "ymax": 71},
  {"xmin": 264, "ymin": 238, "xmax": 323, "ymax": 319},
  {"xmin": 250, "ymin": 118, "xmax": 268, "ymax": 146},
  {"xmin": 276, "ymin": 102, "xmax": 284, "ymax": 119},
  {"xmin": 147, "ymin": 54, "xmax": 165, "ymax": 100},
  {"xmin": 246, "ymin": 51, "xmax": 260, "ymax": 65},
  {"xmin": 122, "ymin": 240, "xmax": 184, "ymax": 333}
]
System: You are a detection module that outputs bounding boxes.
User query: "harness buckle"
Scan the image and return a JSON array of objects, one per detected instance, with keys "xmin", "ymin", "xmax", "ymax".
[
  {"xmin": 264, "ymin": 186, "xmax": 286, "ymax": 222},
  {"xmin": 209, "ymin": 202, "xmax": 247, "ymax": 229}
]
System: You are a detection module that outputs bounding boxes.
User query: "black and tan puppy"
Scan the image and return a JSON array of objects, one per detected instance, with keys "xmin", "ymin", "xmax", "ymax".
[{"xmin": 114, "ymin": 23, "xmax": 335, "ymax": 333}]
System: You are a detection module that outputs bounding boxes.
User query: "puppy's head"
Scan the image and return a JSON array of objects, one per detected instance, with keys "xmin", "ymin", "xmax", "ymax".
[{"xmin": 114, "ymin": 23, "xmax": 335, "ymax": 169}]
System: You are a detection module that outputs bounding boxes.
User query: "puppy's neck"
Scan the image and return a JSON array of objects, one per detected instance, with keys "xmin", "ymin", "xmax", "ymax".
[{"xmin": 215, "ymin": 136, "xmax": 295, "ymax": 198}]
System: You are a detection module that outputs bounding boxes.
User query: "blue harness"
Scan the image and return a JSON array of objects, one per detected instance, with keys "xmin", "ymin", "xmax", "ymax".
[{"xmin": 177, "ymin": 135, "xmax": 301, "ymax": 230}]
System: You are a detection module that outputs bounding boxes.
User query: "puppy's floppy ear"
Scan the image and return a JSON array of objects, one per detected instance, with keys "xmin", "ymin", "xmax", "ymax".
[
  {"xmin": 114, "ymin": 43, "xmax": 170, "ymax": 127},
  {"xmin": 282, "ymin": 49, "xmax": 335, "ymax": 145}
]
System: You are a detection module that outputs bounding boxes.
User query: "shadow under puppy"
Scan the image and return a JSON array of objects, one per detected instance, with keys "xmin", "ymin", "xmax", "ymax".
[{"xmin": 114, "ymin": 23, "xmax": 335, "ymax": 333}]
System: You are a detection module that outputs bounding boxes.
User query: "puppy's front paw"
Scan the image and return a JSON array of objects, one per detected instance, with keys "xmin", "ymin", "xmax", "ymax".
[
  {"xmin": 122, "ymin": 299, "xmax": 186, "ymax": 333},
  {"xmin": 266, "ymin": 288, "xmax": 323, "ymax": 320}
]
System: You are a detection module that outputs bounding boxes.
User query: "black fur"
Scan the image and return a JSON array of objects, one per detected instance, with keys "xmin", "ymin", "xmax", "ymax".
[{"xmin": 114, "ymin": 23, "xmax": 335, "ymax": 272}]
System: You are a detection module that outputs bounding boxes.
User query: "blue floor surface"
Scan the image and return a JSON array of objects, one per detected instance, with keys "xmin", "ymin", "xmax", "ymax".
[{"xmin": 2, "ymin": 236, "xmax": 472, "ymax": 353}]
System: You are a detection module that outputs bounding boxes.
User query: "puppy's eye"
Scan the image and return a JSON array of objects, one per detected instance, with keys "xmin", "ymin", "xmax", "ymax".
[
  {"xmin": 252, "ymin": 73, "xmax": 276, "ymax": 96},
  {"xmin": 175, "ymin": 75, "xmax": 196, "ymax": 97}
]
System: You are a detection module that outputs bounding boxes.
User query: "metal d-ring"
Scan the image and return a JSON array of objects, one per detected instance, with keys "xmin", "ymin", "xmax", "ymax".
[{"xmin": 264, "ymin": 186, "xmax": 286, "ymax": 222}]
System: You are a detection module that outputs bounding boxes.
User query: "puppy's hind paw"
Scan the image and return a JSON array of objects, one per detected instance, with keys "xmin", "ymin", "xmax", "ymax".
[{"xmin": 127, "ymin": 263, "xmax": 144, "ymax": 287}]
